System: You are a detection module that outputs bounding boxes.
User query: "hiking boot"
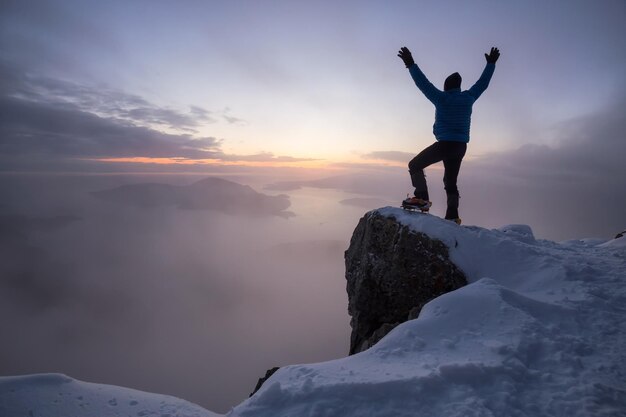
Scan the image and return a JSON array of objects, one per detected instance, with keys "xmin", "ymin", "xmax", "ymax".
[{"xmin": 402, "ymin": 196, "xmax": 432, "ymax": 211}]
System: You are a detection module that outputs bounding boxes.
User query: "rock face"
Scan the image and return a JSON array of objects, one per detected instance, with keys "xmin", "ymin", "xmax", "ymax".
[
  {"xmin": 250, "ymin": 367, "xmax": 280, "ymax": 397},
  {"xmin": 345, "ymin": 210, "xmax": 468, "ymax": 354}
]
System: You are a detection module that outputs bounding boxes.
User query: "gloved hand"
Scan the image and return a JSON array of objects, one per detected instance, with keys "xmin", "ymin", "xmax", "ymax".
[
  {"xmin": 398, "ymin": 47, "xmax": 415, "ymax": 68},
  {"xmin": 485, "ymin": 47, "xmax": 500, "ymax": 64}
]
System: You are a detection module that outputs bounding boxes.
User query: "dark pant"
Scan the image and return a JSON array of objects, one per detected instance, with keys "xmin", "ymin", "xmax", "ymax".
[{"xmin": 408, "ymin": 141, "xmax": 467, "ymax": 219}]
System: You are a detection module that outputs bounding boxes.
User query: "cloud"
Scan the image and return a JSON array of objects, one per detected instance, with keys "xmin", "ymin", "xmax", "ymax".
[
  {"xmin": 261, "ymin": 90, "xmax": 626, "ymax": 240},
  {"xmin": 216, "ymin": 152, "xmax": 318, "ymax": 163},
  {"xmin": 190, "ymin": 105, "xmax": 213, "ymax": 121},
  {"xmin": 339, "ymin": 197, "xmax": 395, "ymax": 209},
  {"xmin": 0, "ymin": 214, "xmax": 106, "ymax": 316},
  {"xmin": 361, "ymin": 151, "xmax": 415, "ymax": 163},
  {"xmin": 457, "ymin": 91, "xmax": 626, "ymax": 239},
  {"xmin": 0, "ymin": 95, "xmax": 222, "ymax": 160},
  {"xmin": 264, "ymin": 172, "xmax": 410, "ymax": 198},
  {"xmin": 469, "ymin": 90, "xmax": 626, "ymax": 183},
  {"xmin": 0, "ymin": 60, "xmax": 222, "ymax": 167},
  {"xmin": 328, "ymin": 162, "xmax": 407, "ymax": 171},
  {"xmin": 1, "ymin": 7, "xmax": 245, "ymax": 134},
  {"xmin": 123, "ymin": 106, "xmax": 215, "ymax": 131},
  {"xmin": 0, "ymin": 62, "xmax": 305, "ymax": 171},
  {"xmin": 0, "ymin": 173, "xmax": 350, "ymax": 413},
  {"xmin": 223, "ymin": 114, "xmax": 247, "ymax": 125},
  {"xmin": 1, "ymin": 64, "xmax": 217, "ymax": 132},
  {"xmin": 222, "ymin": 107, "xmax": 248, "ymax": 126}
]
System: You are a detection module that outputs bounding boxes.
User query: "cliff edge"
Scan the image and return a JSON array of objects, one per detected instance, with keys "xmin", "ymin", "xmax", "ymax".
[
  {"xmin": 345, "ymin": 210, "xmax": 467, "ymax": 354},
  {"xmin": 229, "ymin": 207, "xmax": 626, "ymax": 417},
  {"xmin": 3, "ymin": 208, "xmax": 625, "ymax": 417}
]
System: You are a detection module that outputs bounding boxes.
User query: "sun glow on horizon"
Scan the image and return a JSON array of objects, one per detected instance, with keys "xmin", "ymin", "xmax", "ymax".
[
  {"xmin": 89, "ymin": 154, "xmax": 416, "ymax": 170},
  {"xmin": 90, "ymin": 156, "xmax": 333, "ymax": 169}
]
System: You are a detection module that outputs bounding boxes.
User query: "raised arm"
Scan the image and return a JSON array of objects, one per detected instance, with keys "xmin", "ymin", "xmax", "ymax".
[
  {"xmin": 398, "ymin": 47, "xmax": 442, "ymax": 104},
  {"xmin": 467, "ymin": 47, "xmax": 499, "ymax": 100}
]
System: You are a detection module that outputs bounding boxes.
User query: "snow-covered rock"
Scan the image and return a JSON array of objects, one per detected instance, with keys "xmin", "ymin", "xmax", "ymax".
[
  {"xmin": 345, "ymin": 210, "xmax": 467, "ymax": 354},
  {"xmin": 229, "ymin": 208, "xmax": 626, "ymax": 417}
]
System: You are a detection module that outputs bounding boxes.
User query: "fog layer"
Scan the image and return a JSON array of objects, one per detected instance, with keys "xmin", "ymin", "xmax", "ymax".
[{"xmin": 0, "ymin": 174, "xmax": 358, "ymax": 412}]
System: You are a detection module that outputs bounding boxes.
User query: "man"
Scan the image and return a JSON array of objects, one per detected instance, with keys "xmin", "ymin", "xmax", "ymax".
[{"xmin": 398, "ymin": 46, "xmax": 500, "ymax": 224}]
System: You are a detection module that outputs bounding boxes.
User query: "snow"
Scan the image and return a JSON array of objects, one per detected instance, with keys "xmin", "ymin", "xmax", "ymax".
[
  {"xmin": 228, "ymin": 208, "xmax": 626, "ymax": 417},
  {"xmin": 2, "ymin": 207, "xmax": 625, "ymax": 417},
  {"xmin": 0, "ymin": 373, "xmax": 220, "ymax": 417}
]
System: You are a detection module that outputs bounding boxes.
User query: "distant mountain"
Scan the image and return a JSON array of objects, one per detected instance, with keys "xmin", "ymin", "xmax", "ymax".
[{"xmin": 91, "ymin": 177, "xmax": 294, "ymax": 217}]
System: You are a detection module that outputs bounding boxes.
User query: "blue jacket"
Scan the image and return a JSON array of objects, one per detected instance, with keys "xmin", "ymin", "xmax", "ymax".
[{"xmin": 408, "ymin": 62, "xmax": 495, "ymax": 143}]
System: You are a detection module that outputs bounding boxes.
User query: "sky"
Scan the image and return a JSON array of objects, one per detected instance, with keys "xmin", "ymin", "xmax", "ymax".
[
  {"xmin": 2, "ymin": 0, "xmax": 625, "ymax": 166},
  {"xmin": 1, "ymin": 0, "xmax": 626, "ymax": 413}
]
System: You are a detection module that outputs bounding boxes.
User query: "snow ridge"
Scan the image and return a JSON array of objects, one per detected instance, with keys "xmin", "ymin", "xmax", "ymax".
[
  {"xmin": 0, "ymin": 373, "xmax": 220, "ymax": 417},
  {"xmin": 230, "ymin": 208, "xmax": 626, "ymax": 417},
  {"xmin": 2, "ymin": 207, "xmax": 625, "ymax": 417}
]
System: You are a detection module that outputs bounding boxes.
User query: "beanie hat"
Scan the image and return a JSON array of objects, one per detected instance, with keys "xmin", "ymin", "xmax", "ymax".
[{"xmin": 444, "ymin": 72, "xmax": 462, "ymax": 91}]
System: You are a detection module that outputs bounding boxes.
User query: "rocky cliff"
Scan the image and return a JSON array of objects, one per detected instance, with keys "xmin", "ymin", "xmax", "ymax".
[{"xmin": 345, "ymin": 210, "xmax": 467, "ymax": 354}]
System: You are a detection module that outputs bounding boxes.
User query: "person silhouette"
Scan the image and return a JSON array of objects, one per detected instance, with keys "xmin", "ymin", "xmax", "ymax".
[{"xmin": 398, "ymin": 46, "xmax": 500, "ymax": 224}]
